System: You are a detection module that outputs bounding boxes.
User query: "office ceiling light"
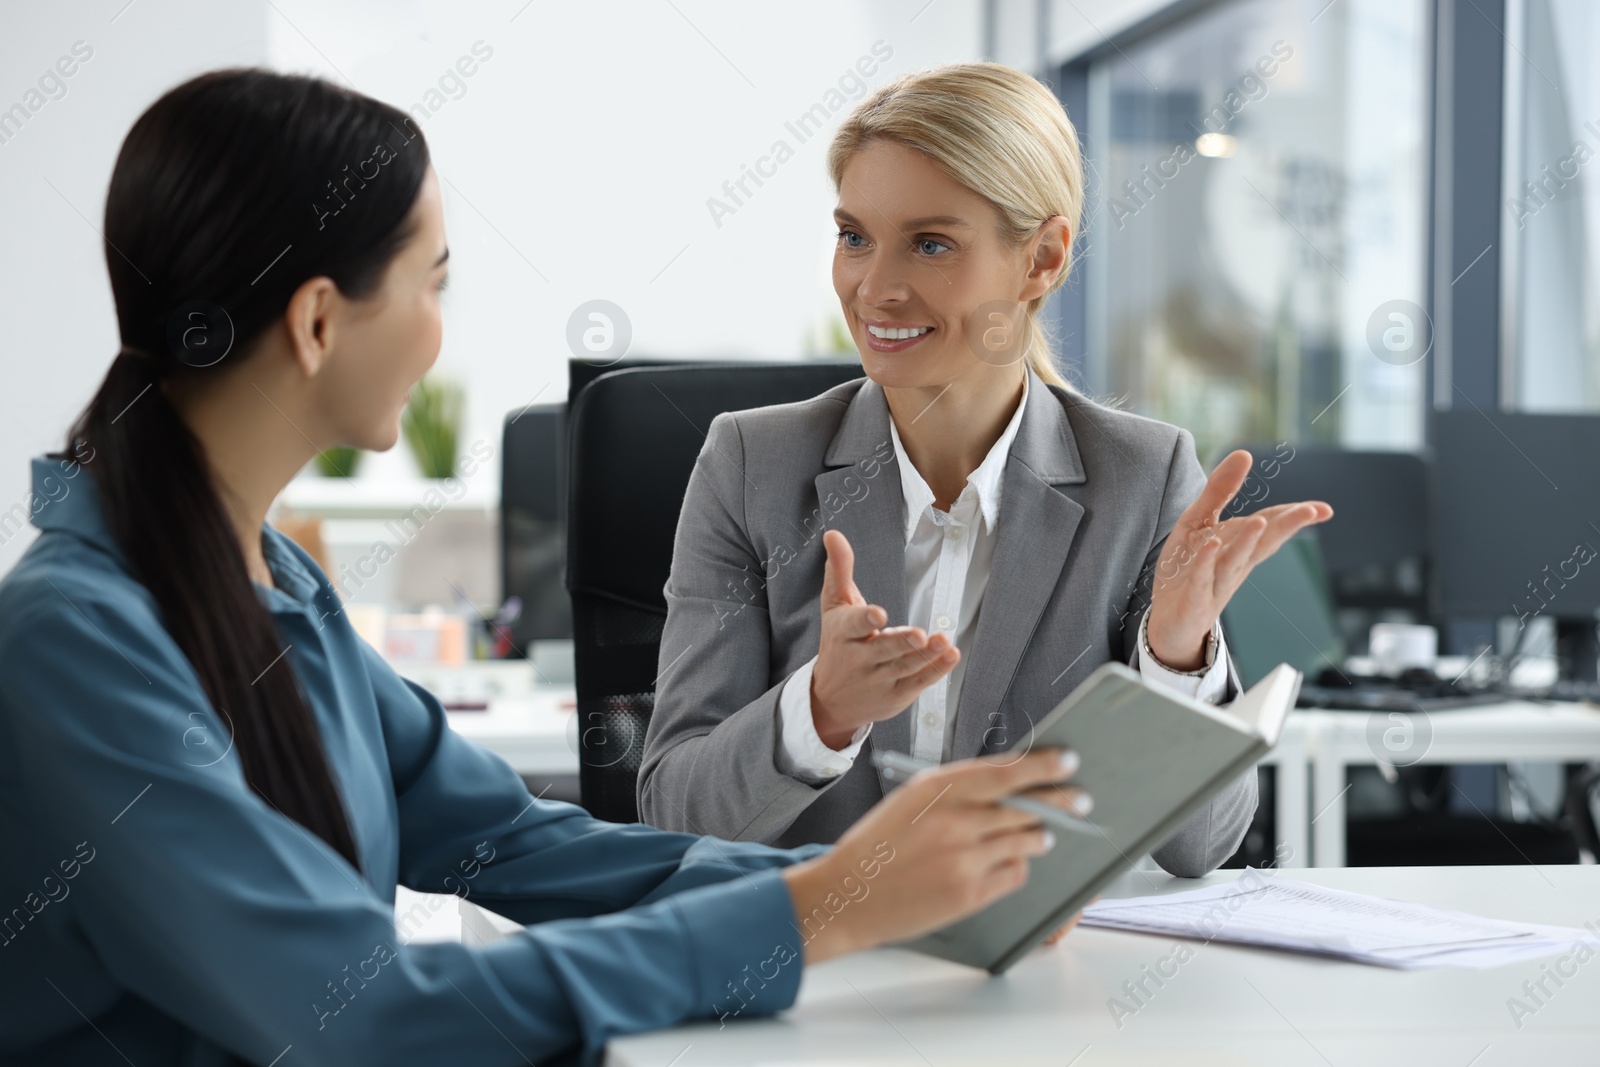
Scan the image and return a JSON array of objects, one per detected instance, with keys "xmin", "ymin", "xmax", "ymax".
[{"xmin": 1195, "ymin": 132, "xmax": 1238, "ymax": 158}]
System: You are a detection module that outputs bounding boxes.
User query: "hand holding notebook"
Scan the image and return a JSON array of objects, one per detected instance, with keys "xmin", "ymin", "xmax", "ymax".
[{"xmin": 894, "ymin": 660, "xmax": 1302, "ymax": 973}]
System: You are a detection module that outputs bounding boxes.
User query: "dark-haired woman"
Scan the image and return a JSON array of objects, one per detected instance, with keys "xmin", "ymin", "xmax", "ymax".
[{"xmin": 0, "ymin": 70, "xmax": 1090, "ymax": 1067}]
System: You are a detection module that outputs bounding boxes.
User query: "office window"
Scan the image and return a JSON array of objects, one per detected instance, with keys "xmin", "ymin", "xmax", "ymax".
[
  {"xmin": 1504, "ymin": 0, "xmax": 1600, "ymax": 410},
  {"xmin": 1079, "ymin": 0, "xmax": 1429, "ymax": 462}
]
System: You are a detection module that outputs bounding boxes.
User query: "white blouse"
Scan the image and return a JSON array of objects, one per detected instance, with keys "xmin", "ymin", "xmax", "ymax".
[{"xmin": 775, "ymin": 373, "xmax": 1230, "ymax": 781}]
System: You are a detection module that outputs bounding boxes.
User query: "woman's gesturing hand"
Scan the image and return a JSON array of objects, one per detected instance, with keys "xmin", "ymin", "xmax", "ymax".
[
  {"xmin": 1146, "ymin": 450, "xmax": 1334, "ymax": 671},
  {"xmin": 779, "ymin": 748, "xmax": 1091, "ymax": 964},
  {"xmin": 809, "ymin": 529, "xmax": 958, "ymax": 749}
]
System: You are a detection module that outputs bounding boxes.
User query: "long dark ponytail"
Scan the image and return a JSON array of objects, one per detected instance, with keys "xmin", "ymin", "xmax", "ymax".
[{"xmin": 61, "ymin": 69, "xmax": 430, "ymax": 871}]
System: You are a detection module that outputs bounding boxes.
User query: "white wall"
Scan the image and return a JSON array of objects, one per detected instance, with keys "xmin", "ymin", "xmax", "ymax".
[
  {"xmin": 0, "ymin": 0, "xmax": 267, "ymax": 573},
  {"xmin": 264, "ymin": 0, "xmax": 984, "ymax": 484},
  {"xmin": 0, "ymin": 0, "xmax": 985, "ymax": 576},
  {"xmin": 991, "ymin": 0, "xmax": 1179, "ymax": 70}
]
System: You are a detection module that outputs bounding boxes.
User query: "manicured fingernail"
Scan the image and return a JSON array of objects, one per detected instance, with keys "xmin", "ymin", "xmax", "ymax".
[
  {"xmin": 1041, "ymin": 830, "xmax": 1057, "ymax": 851},
  {"xmin": 1073, "ymin": 793, "xmax": 1094, "ymax": 817},
  {"xmin": 1058, "ymin": 749, "xmax": 1081, "ymax": 775}
]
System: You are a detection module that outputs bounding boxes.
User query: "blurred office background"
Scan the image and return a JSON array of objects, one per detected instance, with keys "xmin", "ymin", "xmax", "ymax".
[{"xmin": 3, "ymin": 0, "xmax": 1599, "ymax": 864}]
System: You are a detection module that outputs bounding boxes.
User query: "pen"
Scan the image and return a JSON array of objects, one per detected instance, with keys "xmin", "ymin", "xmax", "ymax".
[{"xmin": 870, "ymin": 749, "xmax": 1103, "ymax": 837}]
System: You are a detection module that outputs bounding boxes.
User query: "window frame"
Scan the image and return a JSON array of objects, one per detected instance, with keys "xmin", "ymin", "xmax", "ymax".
[{"xmin": 1044, "ymin": 0, "xmax": 1508, "ymax": 447}]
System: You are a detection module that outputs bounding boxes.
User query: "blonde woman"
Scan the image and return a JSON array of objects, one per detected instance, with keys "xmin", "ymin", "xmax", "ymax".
[{"xmin": 640, "ymin": 64, "xmax": 1330, "ymax": 879}]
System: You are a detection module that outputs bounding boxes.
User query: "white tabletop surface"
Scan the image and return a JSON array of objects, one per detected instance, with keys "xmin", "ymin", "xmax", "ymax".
[
  {"xmin": 1303, "ymin": 699, "xmax": 1600, "ymax": 756},
  {"xmin": 607, "ymin": 864, "xmax": 1600, "ymax": 1067},
  {"xmin": 443, "ymin": 686, "xmax": 576, "ymax": 777}
]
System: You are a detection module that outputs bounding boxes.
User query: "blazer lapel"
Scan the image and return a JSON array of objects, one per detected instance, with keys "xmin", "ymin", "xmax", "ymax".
[
  {"xmin": 813, "ymin": 378, "xmax": 910, "ymax": 793},
  {"xmin": 951, "ymin": 367, "xmax": 1088, "ymax": 759}
]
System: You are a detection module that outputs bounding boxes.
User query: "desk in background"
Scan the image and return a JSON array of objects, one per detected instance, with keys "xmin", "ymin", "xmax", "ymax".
[
  {"xmin": 1300, "ymin": 701, "xmax": 1600, "ymax": 866},
  {"xmin": 444, "ymin": 688, "xmax": 576, "ymax": 779},
  {"xmin": 401, "ymin": 660, "xmax": 577, "ymax": 780},
  {"xmin": 606, "ymin": 864, "xmax": 1600, "ymax": 1066},
  {"xmin": 439, "ymin": 682, "xmax": 1310, "ymax": 868},
  {"xmin": 427, "ymin": 665, "xmax": 1600, "ymax": 872}
]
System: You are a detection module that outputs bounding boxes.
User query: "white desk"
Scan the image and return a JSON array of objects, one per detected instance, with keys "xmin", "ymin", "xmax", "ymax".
[
  {"xmin": 438, "ymin": 690, "xmax": 1600, "ymax": 875},
  {"xmin": 442, "ymin": 690, "xmax": 1312, "ymax": 870},
  {"xmin": 1301, "ymin": 701, "xmax": 1600, "ymax": 866},
  {"xmin": 1263, "ymin": 715, "xmax": 1309, "ymax": 867},
  {"xmin": 444, "ymin": 686, "xmax": 576, "ymax": 778},
  {"xmin": 607, "ymin": 864, "xmax": 1600, "ymax": 1066}
]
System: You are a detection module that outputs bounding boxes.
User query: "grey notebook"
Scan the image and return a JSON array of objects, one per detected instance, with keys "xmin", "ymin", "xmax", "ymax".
[{"xmin": 897, "ymin": 660, "xmax": 1302, "ymax": 974}]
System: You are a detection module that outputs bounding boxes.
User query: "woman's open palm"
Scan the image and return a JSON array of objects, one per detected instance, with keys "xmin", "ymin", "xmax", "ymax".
[{"xmin": 1145, "ymin": 450, "xmax": 1333, "ymax": 671}]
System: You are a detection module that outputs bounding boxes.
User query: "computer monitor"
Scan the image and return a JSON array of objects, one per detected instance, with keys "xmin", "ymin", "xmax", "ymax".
[
  {"xmin": 1221, "ymin": 531, "xmax": 1346, "ymax": 688},
  {"xmin": 1432, "ymin": 409, "xmax": 1600, "ymax": 680}
]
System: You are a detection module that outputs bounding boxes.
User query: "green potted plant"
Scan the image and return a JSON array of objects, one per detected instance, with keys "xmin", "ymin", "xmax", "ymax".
[
  {"xmin": 401, "ymin": 375, "xmax": 464, "ymax": 479},
  {"xmin": 313, "ymin": 445, "xmax": 363, "ymax": 478}
]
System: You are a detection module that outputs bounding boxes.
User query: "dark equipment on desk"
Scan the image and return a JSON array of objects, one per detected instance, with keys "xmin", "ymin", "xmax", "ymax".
[
  {"xmin": 501, "ymin": 404, "xmax": 570, "ymax": 650},
  {"xmin": 1221, "ymin": 444, "xmax": 1433, "ymax": 651},
  {"xmin": 1432, "ymin": 409, "xmax": 1600, "ymax": 685},
  {"xmin": 1429, "ymin": 409, "xmax": 1600, "ymax": 863},
  {"xmin": 1219, "ymin": 444, "xmax": 1593, "ymax": 866},
  {"xmin": 498, "ymin": 359, "xmax": 720, "ymax": 653},
  {"xmin": 1220, "ymin": 530, "xmax": 1499, "ymax": 711}
]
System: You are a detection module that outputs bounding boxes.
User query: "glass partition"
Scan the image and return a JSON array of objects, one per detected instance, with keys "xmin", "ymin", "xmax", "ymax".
[{"xmin": 1081, "ymin": 0, "xmax": 1429, "ymax": 462}]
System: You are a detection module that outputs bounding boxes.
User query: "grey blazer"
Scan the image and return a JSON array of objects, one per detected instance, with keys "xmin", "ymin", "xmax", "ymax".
[{"xmin": 637, "ymin": 365, "xmax": 1258, "ymax": 876}]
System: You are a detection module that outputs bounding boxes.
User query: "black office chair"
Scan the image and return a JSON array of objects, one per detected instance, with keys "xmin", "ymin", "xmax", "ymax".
[{"xmin": 564, "ymin": 361, "xmax": 863, "ymax": 823}]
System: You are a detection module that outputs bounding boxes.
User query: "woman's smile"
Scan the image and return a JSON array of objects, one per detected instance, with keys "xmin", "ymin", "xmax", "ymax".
[{"xmin": 862, "ymin": 317, "xmax": 937, "ymax": 352}]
